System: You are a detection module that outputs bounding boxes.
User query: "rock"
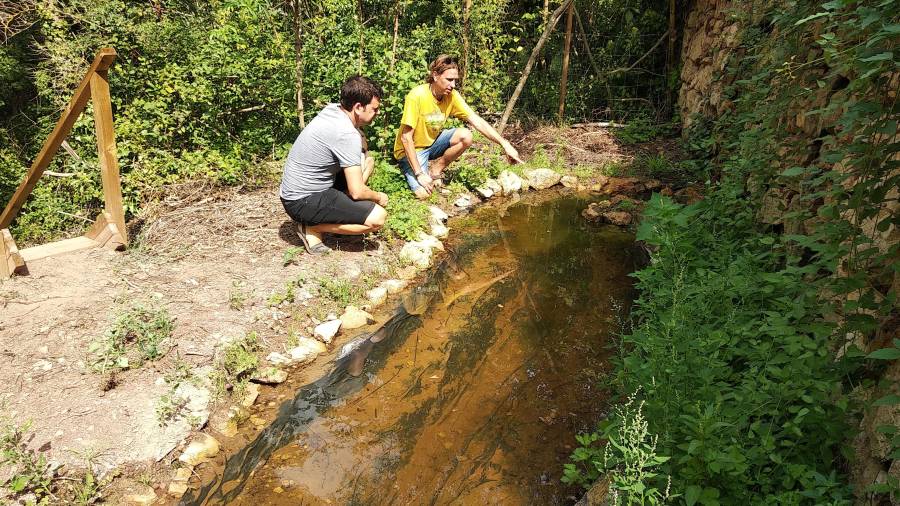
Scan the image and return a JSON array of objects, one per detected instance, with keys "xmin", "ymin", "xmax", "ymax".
[
  {"xmin": 415, "ymin": 232, "xmax": 444, "ymax": 252},
  {"xmin": 381, "ymin": 279, "xmax": 408, "ymax": 295},
  {"xmin": 314, "ymin": 319, "xmax": 341, "ymax": 344},
  {"xmin": 266, "ymin": 352, "xmax": 291, "ymax": 366},
  {"xmin": 497, "ymin": 170, "xmax": 523, "ymax": 195},
  {"xmin": 430, "ymin": 222, "xmax": 449, "ymax": 239},
  {"xmin": 168, "ymin": 480, "xmax": 189, "ymax": 498},
  {"xmin": 399, "ymin": 242, "xmax": 433, "ymax": 270},
  {"xmin": 602, "ymin": 177, "xmax": 645, "ymax": 195},
  {"xmin": 250, "ymin": 367, "xmax": 287, "ymax": 385},
  {"xmin": 600, "ymin": 211, "xmax": 633, "ymax": 226},
  {"xmin": 560, "ymin": 175, "xmax": 578, "ymax": 188},
  {"xmin": 429, "ymin": 205, "xmax": 449, "ymax": 223},
  {"xmin": 591, "ymin": 175, "xmax": 610, "ymax": 191},
  {"xmin": 178, "ymin": 433, "xmax": 220, "ymax": 466},
  {"xmin": 288, "ymin": 337, "xmax": 326, "ymax": 363},
  {"xmin": 644, "ymin": 179, "xmax": 662, "ymax": 191},
  {"xmin": 240, "ymin": 383, "xmax": 260, "ymax": 407},
  {"xmin": 524, "ymin": 168, "xmax": 562, "ymax": 190},
  {"xmin": 124, "ymin": 489, "xmax": 157, "ymax": 506},
  {"xmin": 454, "ymin": 194, "xmax": 474, "ymax": 208},
  {"xmin": 365, "ymin": 286, "xmax": 388, "ymax": 307},
  {"xmin": 340, "ymin": 306, "xmax": 374, "ymax": 329},
  {"xmin": 484, "ymin": 178, "xmax": 502, "ymax": 193},
  {"xmin": 474, "ymin": 185, "xmax": 494, "ymax": 199},
  {"xmin": 396, "ymin": 266, "xmax": 418, "ymax": 281}
]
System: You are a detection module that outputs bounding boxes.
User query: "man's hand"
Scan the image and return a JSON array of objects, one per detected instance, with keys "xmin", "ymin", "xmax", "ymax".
[
  {"xmin": 376, "ymin": 191, "xmax": 389, "ymax": 207},
  {"xmin": 416, "ymin": 172, "xmax": 434, "ymax": 193},
  {"xmin": 503, "ymin": 142, "xmax": 524, "ymax": 165}
]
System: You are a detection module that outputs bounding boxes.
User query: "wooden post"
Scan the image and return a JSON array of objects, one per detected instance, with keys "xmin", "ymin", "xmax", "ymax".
[
  {"xmin": 290, "ymin": 0, "xmax": 306, "ymax": 128},
  {"xmin": 90, "ymin": 69, "xmax": 128, "ymax": 246},
  {"xmin": 0, "ymin": 49, "xmax": 116, "ymax": 230},
  {"xmin": 1, "ymin": 229, "xmax": 26, "ymax": 277},
  {"xmin": 356, "ymin": 0, "xmax": 365, "ymax": 74},
  {"xmin": 558, "ymin": 1, "xmax": 574, "ymax": 123},
  {"xmin": 461, "ymin": 0, "xmax": 472, "ymax": 88},
  {"xmin": 497, "ymin": 0, "xmax": 572, "ymax": 134}
]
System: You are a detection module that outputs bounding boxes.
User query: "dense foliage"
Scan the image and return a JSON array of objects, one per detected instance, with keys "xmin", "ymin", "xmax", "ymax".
[
  {"xmin": 0, "ymin": 0, "xmax": 668, "ymax": 244},
  {"xmin": 566, "ymin": 0, "xmax": 898, "ymax": 502}
]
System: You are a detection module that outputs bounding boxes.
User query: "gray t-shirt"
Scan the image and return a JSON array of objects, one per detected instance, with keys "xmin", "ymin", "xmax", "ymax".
[{"xmin": 280, "ymin": 104, "xmax": 363, "ymax": 201}]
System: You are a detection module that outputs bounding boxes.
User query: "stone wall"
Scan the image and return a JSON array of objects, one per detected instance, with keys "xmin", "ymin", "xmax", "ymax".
[{"xmin": 677, "ymin": 1, "xmax": 899, "ymax": 500}]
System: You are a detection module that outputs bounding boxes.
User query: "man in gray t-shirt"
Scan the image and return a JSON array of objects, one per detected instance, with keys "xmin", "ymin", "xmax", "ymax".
[{"xmin": 280, "ymin": 76, "xmax": 388, "ymax": 254}]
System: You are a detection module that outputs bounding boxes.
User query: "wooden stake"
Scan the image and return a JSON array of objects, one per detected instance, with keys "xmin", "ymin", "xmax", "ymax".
[
  {"xmin": 1, "ymin": 228, "xmax": 26, "ymax": 278},
  {"xmin": 498, "ymin": 0, "xmax": 573, "ymax": 134},
  {"xmin": 558, "ymin": 1, "xmax": 574, "ymax": 123},
  {"xmin": 461, "ymin": 0, "xmax": 472, "ymax": 88},
  {"xmin": 291, "ymin": 0, "xmax": 306, "ymax": 128},
  {"xmin": 0, "ymin": 48, "xmax": 116, "ymax": 230},
  {"xmin": 90, "ymin": 69, "xmax": 128, "ymax": 245}
]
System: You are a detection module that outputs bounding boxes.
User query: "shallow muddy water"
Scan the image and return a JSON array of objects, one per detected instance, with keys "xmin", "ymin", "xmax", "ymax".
[{"xmin": 182, "ymin": 193, "xmax": 637, "ymax": 505}]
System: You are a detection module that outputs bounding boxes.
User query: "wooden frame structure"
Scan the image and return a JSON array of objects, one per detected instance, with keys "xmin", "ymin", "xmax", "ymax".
[{"xmin": 1, "ymin": 48, "xmax": 127, "ymax": 278}]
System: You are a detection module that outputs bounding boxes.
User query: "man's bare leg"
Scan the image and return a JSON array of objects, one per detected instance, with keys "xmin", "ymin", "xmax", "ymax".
[
  {"xmin": 429, "ymin": 128, "xmax": 474, "ymax": 177},
  {"xmin": 302, "ymin": 205, "xmax": 386, "ymax": 246}
]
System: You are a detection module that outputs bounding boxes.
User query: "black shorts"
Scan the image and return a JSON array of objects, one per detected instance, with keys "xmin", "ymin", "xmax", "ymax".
[{"xmin": 281, "ymin": 187, "xmax": 376, "ymax": 226}]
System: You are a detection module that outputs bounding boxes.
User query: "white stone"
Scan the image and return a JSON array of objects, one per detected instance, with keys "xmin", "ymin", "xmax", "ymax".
[
  {"xmin": 124, "ymin": 489, "xmax": 157, "ymax": 506},
  {"xmin": 431, "ymin": 223, "xmax": 449, "ymax": 239},
  {"xmin": 415, "ymin": 232, "xmax": 444, "ymax": 252},
  {"xmin": 524, "ymin": 168, "xmax": 561, "ymax": 190},
  {"xmin": 498, "ymin": 170, "xmax": 523, "ymax": 195},
  {"xmin": 178, "ymin": 433, "xmax": 220, "ymax": 466},
  {"xmin": 288, "ymin": 337, "xmax": 326, "ymax": 363},
  {"xmin": 429, "ymin": 205, "xmax": 449, "ymax": 223},
  {"xmin": 366, "ymin": 286, "xmax": 388, "ymax": 307},
  {"xmin": 454, "ymin": 195, "xmax": 473, "ymax": 208},
  {"xmin": 560, "ymin": 175, "xmax": 578, "ymax": 188},
  {"xmin": 266, "ymin": 352, "xmax": 291, "ymax": 365},
  {"xmin": 340, "ymin": 306, "xmax": 374, "ymax": 329},
  {"xmin": 475, "ymin": 186, "xmax": 494, "ymax": 199},
  {"xmin": 381, "ymin": 279, "xmax": 408, "ymax": 294},
  {"xmin": 314, "ymin": 319, "xmax": 342, "ymax": 344},
  {"xmin": 399, "ymin": 242, "xmax": 433, "ymax": 269},
  {"xmin": 240, "ymin": 383, "xmax": 260, "ymax": 407},
  {"xmin": 484, "ymin": 178, "xmax": 502, "ymax": 193}
]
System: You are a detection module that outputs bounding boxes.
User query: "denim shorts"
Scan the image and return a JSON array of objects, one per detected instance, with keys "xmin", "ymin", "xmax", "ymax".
[{"xmin": 397, "ymin": 128, "xmax": 456, "ymax": 192}]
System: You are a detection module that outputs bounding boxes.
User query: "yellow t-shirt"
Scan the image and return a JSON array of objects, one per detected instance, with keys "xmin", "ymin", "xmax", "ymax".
[{"xmin": 393, "ymin": 83, "xmax": 475, "ymax": 160}]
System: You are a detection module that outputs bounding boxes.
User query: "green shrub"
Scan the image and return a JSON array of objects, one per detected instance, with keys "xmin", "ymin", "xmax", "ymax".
[{"xmin": 383, "ymin": 194, "xmax": 429, "ymax": 241}]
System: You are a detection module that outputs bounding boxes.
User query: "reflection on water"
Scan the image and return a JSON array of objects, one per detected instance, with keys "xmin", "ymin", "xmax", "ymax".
[{"xmin": 182, "ymin": 194, "xmax": 636, "ymax": 506}]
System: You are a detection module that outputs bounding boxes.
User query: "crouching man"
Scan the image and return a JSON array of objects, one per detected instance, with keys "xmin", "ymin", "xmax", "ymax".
[{"xmin": 280, "ymin": 76, "xmax": 388, "ymax": 254}]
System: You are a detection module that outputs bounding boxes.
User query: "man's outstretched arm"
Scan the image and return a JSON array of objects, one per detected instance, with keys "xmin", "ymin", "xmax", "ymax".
[
  {"xmin": 344, "ymin": 165, "xmax": 388, "ymax": 206},
  {"xmin": 467, "ymin": 113, "xmax": 524, "ymax": 164}
]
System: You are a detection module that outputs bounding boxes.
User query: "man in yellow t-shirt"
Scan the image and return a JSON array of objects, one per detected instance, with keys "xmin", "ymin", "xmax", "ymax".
[{"xmin": 394, "ymin": 54, "xmax": 524, "ymax": 199}]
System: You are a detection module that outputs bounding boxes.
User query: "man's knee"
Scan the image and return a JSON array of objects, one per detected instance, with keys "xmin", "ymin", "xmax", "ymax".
[
  {"xmin": 365, "ymin": 205, "xmax": 387, "ymax": 229},
  {"xmin": 457, "ymin": 128, "xmax": 474, "ymax": 148}
]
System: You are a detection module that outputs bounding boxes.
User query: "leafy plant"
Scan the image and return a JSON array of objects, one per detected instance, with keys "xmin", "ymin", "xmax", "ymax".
[
  {"xmin": 89, "ymin": 304, "xmax": 174, "ymax": 373},
  {"xmin": 0, "ymin": 416, "xmax": 53, "ymax": 503}
]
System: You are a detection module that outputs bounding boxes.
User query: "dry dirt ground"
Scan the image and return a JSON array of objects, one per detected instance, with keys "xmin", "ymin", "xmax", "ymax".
[{"xmin": 0, "ymin": 125, "xmax": 672, "ymax": 503}]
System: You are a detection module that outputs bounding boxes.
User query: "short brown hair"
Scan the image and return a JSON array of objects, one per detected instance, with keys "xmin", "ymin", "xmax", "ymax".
[
  {"xmin": 340, "ymin": 76, "xmax": 384, "ymax": 110},
  {"xmin": 426, "ymin": 55, "xmax": 459, "ymax": 83}
]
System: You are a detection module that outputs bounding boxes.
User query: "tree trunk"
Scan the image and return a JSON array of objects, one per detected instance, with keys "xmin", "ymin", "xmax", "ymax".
[
  {"xmin": 665, "ymin": 0, "xmax": 676, "ymax": 114},
  {"xmin": 461, "ymin": 0, "xmax": 472, "ymax": 88},
  {"xmin": 389, "ymin": 0, "xmax": 403, "ymax": 72},
  {"xmin": 497, "ymin": 0, "xmax": 573, "ymax": 134},
  {"xmin": 290, "ymin": 0, "xmax": 305, "ymax": 128},
  {"xmin": 557, "ymin": 1, "xmax": 573, "ymax": 123}
]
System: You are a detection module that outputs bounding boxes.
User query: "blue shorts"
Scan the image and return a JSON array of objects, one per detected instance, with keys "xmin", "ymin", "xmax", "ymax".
[{"xmin": 397, "ymin": 128, "xmax": 456, "ymax": 192}]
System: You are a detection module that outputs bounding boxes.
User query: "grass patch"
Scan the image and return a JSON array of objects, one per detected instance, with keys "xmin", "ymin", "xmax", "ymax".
[
  {"xmin": 89, "ymin": 303, "xmax": 173, "ymax": 373},
  {"xmin": 1, "ymin": 417, "xmax": 53, "ymax": 502},
  {"xmin": 228, "ymin": 280, "xmax": 251, "ymax": 310}
]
